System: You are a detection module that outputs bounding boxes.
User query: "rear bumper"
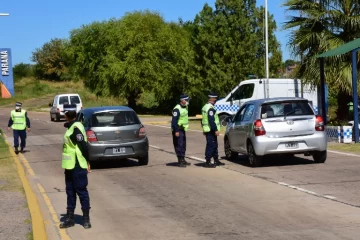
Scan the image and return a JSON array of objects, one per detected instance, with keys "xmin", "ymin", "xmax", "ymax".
[
  {"xmin": 251, "ymin": 132, "xmax": 327, "ymax": 156},
  {"xmin": 88, "ymin": 137, "xmax": 149, "ymax": 161}
]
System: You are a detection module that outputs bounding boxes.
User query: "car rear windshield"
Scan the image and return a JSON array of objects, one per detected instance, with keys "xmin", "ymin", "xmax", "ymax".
[
  {"xmin": 91, "ymin": 111, "xmax": 141, "ymax": 127},
  {"xmin": 261, "ymin": 101, "xmax": 314, "ymax": 119},
  {"xmin": 70, "ymin": 96, "xmax": 80, "ymax": 104}
]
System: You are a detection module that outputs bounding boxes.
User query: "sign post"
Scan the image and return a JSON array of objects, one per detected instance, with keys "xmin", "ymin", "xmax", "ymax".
[{"xmin": 0, "ymin": 48, "xmax": 14, "ymax": 98}]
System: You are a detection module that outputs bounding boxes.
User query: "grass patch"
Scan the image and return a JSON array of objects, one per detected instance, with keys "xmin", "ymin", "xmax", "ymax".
[
  {"xmin": 327, "ymin": 142, "xmax": 360, "ymax": 154},
  {"xmin": 26, "ymin": 231, "xmax": 34, "ymax": 240},
  {"xmin": 0, "ymin": 129, "xmax": 23, "ymax": 192}
]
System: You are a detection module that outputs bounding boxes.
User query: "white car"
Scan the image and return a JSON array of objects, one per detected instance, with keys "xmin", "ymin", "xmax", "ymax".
[{"xmin": 49, "ymin": 94, "xmax": 83, "ymax": 121}]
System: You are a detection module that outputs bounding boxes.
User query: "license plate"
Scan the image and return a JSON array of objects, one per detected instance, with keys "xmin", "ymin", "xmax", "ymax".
[
  {"xmin": 113, "ymin": 147, "xmax": 126, "ymax": 154},
  {"xmin": 285, "ymin": 142, "xmax": 298, "ymax": 148}
]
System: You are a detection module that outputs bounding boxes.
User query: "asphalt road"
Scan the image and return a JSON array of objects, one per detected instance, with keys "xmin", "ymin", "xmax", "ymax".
[{"xmin": 1, "ymin": 108, "xmax": 360, "ymax": 240}]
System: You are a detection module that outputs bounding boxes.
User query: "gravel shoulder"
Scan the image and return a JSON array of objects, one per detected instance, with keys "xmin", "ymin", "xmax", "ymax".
[{"xmin": 0, "ymin": 130, "xmax": 32, "ymax": 240}]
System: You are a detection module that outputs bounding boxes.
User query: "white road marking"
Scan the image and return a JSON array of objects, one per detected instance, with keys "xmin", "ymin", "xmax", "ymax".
[
  {"xmin": 328, "ymin": 150, "xmax": 360, "ymax": 158},
  {"xmin": 145, "ymin": 124, "xmax": 224, "ymax": 136},
  {"xmin": 188, "ymin": 156, "xmax": 205, "ymax": 162},
  {"xmin": 149, "ymin": 145, "xmax": 160, "ymax": 149}
]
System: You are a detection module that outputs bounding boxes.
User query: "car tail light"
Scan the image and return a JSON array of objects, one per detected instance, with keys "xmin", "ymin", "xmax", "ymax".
[
  {"xmin": 138, "ymin": 125, "xmax": 147, "ymax": 138},
  {"xmin": 315, "ymin": 115, "xmax": 325, "ymax": 131},
  {"xmin": 56, "ymin": 108, "xmax": 60, "ymax": 113},
  {"xmin": 254, "ymin": 119, "xmax": 266, "ymax": 136},
  {"xmin": 86, "ymin": 130, "xmax": 98, "ymax": 142}
]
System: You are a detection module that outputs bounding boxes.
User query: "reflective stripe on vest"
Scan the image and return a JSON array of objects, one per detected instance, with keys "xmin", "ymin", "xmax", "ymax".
[
  {"xmin": 11, "ymin": 110, "xmax": 27, "ymax": 130},
  {"xmin": 172, "ymin": 104, "xmax": 189, "ymax": 131},
  {"xmin": 201, "ymin": 103, "xmax": 220, "ymax": 132},
  {"xmin": 62, "ymin": 122, "xmax": 88, "ymax": 170}
]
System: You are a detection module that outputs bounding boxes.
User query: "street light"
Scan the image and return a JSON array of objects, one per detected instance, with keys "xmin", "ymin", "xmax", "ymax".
[{"xmin": 0, "ymin": 13, "xmax": 9, "ymax": 16}]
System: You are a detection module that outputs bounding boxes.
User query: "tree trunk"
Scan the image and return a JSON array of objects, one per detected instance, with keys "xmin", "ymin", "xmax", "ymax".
[
  {"xmin": 127, "ymin": 92, "xmax": 138, "ymax": 110},
  {"xmin": 336, "ymin": 89, "xmax": 352, "ymax": 121}
]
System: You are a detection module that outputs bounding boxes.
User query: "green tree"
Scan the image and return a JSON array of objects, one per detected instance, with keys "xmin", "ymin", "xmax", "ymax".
[
  {"xmin": 13, "ymin": 63, "xmax": 33, "ymax": 81},
  {"xmin": 31, "ymin": 38, "xmax": 70, "ymax": 80},
  {"xmin": 283, "ymin": 0, "xmax": 360, "ymax": 120},
  {"xmin": 98, "ymin": 11, "xmax": 197, "ymax": 109},
  {"xmin": 188, "ymin": 0, "xmax": 282, "ymax": 97}
]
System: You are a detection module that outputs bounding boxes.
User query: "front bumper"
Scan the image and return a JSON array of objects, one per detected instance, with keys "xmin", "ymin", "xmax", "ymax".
[
  {"xmin": 251, "ymin": 132, "xmax": 327, "ymax": 156},
  {"xmin": 88, "ymin": 137, "xmax": 149, "ymax": 161}
]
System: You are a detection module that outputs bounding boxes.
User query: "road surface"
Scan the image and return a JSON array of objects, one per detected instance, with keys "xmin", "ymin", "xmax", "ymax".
[{"xmin": 1, "ymin": 108, "xmax": 360, "ymax": 240}]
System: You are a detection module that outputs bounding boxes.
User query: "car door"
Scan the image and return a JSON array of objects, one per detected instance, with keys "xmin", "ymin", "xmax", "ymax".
[
  {"xmin": 50, "ymin": 96, "xmax": 58, "ymax": 114},
  {"xmin": 238, "ymin": 104, "xmax": 256, "ymax": 152},
  {"xmin": 229, "ymin": 105, "xmax": 248, "ymax": 152}
]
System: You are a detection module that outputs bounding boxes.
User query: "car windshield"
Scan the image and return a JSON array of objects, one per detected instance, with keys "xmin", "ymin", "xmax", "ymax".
[
  {"xmin": 91, "ymin": 111, "xmax": 140, "ymax": 127},
  {"xmin": 261, "ymin": 101, "xmax": 314, "ymax": 119}
]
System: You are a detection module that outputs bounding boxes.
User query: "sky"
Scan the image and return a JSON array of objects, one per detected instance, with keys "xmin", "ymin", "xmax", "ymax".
[{"xmin": 1, "ymin": 0, "xmax": 292, "ymax": 66}]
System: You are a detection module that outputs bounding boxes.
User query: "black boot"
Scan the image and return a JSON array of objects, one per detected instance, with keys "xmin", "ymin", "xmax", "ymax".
[
  {"xmin": 59, "ymin": 210, "xmax": 75, "ymax": 228},
  {"xmin": 204, "ymin": 159, "xmax": 216, "ymax": 168},
  {"xmin": 14, "ymin": 147, "xmax": 19, "ymax": 155},
  {"xmin": 178, "ymin": 157, "xmax": 186, "ymax": 168},
  {"xmin": 214, "ymin": 158, "xmax": 225, "ymax": 166},
  {"xmin": 182, "ymin": 157, "xmax": 191, "ymax": 166},
  {"xmin": 83, "ymin": 209, "xmax": 92, "ymax": 229},
  {"xmin": 20, "ymin": 147, "xmax": 24, "ymax": 153}
]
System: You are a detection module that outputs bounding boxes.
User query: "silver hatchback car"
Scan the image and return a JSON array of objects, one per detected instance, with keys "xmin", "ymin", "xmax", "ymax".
[
  {"xmin": 223, "ymin": 97, "xmax": 327, "ymax": 167},
  {"xmin": 76, "ymin": 106, "xmax": 149, "ymax": 165}
]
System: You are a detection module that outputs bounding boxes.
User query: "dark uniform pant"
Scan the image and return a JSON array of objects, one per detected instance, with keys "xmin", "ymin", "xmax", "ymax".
[
  {"xmin": 65, "ymin": 162, "xmax": 90, "ymax": 210},
  {"xmin": 205, "ymin": 132, "xmax": 218, "ymax": 160},
  {"xmin": 172, "ymin": 130, "xmax": 186, "ymax": 158},
  {"xmin": 13, "ymin": 129, "xmax": 26, "ymax": 148}
]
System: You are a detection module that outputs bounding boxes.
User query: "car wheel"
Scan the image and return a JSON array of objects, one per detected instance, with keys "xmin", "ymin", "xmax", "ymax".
[
  {"xmin": 138, "ymin": 153, "xmax": 149, "ymax": 166},
  {"xmin": 50, "ymin": 114, "xmax": 54, "ymax": 122},
  {"xmin": 224, "ymin": 137, "xmax": 238, "ymax": 160},
  {"xmin": 247, "ymin": 142, "xmax": 263, "ymax": 167},
  {"xmin": 55, "ymin": 113, "xmax": 60, "ymax": 122},
  {"xmin": 313, "ymin": 150, "xmax": 327, "ymax": 163}
]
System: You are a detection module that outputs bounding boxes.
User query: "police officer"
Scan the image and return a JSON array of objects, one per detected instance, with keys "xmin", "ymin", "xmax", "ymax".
[
  {"xmin": 201, "ymin": 92, "xmax": 225, "ymax": 168},
  {"xmin": 7, "ymin": 102, "xmax": 30, "ymax": 154},
  {"xmin": 60, "ymin": 104, "xmax": 92, "ymax": 229},
  {"xmin": 171, "ymin": 94, "xmax": 191, "ymax": 167}
]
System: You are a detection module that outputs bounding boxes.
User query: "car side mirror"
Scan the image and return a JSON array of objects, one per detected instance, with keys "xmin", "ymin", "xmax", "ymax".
[
  {"xmin": 49, "ymin": 103, "xmax": 52, "ymax": 107},
  {"xmin": 222, "ymin": 116, "xmax": 232, "ymax": 126}
]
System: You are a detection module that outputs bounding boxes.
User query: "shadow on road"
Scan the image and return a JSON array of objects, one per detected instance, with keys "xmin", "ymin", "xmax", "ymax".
[
  {"xmin": 90, "ymin": 158, "xmax": 139, "ymax": 170},
  {"xmin": 60, "ymin": 213, "xmax": 84, "ymax": 226},
  {"xmin": 220, "ymin": 154, "xmax": 315, "ymax": 168}
]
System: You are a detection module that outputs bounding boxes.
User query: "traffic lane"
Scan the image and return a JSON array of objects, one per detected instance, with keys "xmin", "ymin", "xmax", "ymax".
[
  {"xmin": 144, "ymin": 124, "xmax": 360, "ymax": 207},
  {"xmin": 3, "ymin": 112, "xmax": 360, "ymax": 239},
  {"xmin": 10, "ymin": 128, "xmax": 360, "ymax": 240}
]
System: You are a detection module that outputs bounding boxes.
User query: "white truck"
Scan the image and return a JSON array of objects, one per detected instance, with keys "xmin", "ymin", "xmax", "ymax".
[{"xmin": 214, "ymin": 78, "xmax": 319, "ymax": 125}]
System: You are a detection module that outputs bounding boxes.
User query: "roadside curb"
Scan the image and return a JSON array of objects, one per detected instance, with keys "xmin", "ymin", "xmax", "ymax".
[{"xmin": 3, "ymin": 133, "xmax": 47, "ymax": 240}]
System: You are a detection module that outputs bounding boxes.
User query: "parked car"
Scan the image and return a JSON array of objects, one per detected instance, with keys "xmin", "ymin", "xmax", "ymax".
[
  {"xmin": 49, "ymin": 94, "xmax": 83, "ymax": 121},
  {"xmin": 223, "ymin": 97, "xmax": 327, "ymax": 167},
  {"xmin": 76, "ymin": 106, "xmax": 149, "ymax": 165}
]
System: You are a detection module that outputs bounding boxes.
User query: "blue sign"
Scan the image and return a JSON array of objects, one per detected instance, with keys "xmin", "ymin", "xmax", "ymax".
[{"xmin": 0, "ymin": 48, "xmax": 14, "ymax": 96}]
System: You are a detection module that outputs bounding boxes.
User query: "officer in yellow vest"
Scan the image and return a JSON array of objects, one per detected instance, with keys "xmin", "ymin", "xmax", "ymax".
[
  {"xmin": 201, "ymin": 92, "xmax": 225, "ymax": 168},
  {"xmin": 60, "ymin": 104, "xmax": 92, "ymax": 229},
  {"xmin": 171, "ymin": 94, "xmax": 191, "ymax": 167},
  {"xmin": 7, "ymin": 102, "xmax": 30, "ymax": 154}
]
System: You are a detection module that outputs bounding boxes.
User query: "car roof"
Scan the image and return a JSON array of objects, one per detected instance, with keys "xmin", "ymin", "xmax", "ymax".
[
  {"xmin": 81, "ymin": 106, "xmax": 134, "ymax": 114},
  {"xmin": 245, "ymin": 97, "xmax": 310, "ymax": 105},
  {"xmin": 56, "ymin": 93, "xmax": 80, "ymax": 97}
]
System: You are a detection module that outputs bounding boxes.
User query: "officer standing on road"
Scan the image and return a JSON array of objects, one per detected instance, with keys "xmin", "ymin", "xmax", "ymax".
[
  {"xmin": 171, "ymin": 94, "xmax": 191, "ymax": 167},
  {"xmin": 60, "ymin": 104, "xmax": 92, "ymax": 229},
  {"xmin": 201, "ymin": 92, "xmax": 225, "ymax": 168},
  {"xmin": 7, "ymin": 102, "xmax": 30, "ymax": 154}
]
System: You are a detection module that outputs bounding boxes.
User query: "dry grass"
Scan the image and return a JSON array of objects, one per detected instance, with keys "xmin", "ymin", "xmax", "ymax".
[{"xmin": 0, "ymin": 130, "xmax": 23, "ymax": 192}]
